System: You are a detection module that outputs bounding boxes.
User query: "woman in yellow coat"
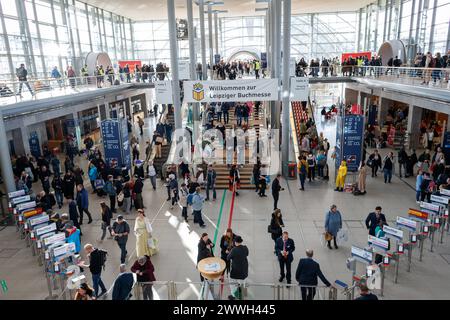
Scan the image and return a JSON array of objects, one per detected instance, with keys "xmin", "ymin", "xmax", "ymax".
[
  {"xmin": 335, "ymin": 160, "xmax": 347, "ymax": 192},
  {"xmin": 134, "ymin": 209, "xmax": 158, "ymax": 257}
]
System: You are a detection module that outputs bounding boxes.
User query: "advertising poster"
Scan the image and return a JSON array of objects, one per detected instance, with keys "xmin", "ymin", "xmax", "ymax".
[
  {"xmin": 342, "ymin": 115, "xmax": 364, "ymax": 172},
  {"xmin": 29, "ymin": 132, "xmax": 41, "ymax": 158},
  {"xmin": 101, "ymin": 120, "xmax": 121, "ymax": 167},
  {"xmin": 120, "ymin": 117, "xmax": 131, "ymax": 169}
]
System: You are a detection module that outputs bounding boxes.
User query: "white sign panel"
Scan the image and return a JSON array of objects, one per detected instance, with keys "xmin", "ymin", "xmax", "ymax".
[
  {"xmin": 351, "ymin": 246, "xmax": 372, "ymax": 263},
  {"xmin": 28, "ymin": 214, "xmax": 49, "ymax": 227},
  {"xmin": 396, "ymin": 216, "xmax": 417, "ymax": 231},
  {"xmin": 421, "ymin": 201, "xmax": 441, "ymax": 212},
  {"xmin": 430, "ymin": 195, "xmax": 449, "ymax": 205},
  {"xmin": 179, "ymin": 60, "xmax": 190, "ymax": 80},
  {"xmin": 43, "ymin": 233, "xmax": 66, "ymax": 247},
  {"xmin": 183, "ymin": 79, "xmax": 279, "ymax": 103},
  {"xmin": 439, "ymin": 189, "xmax": 450, "ymax": 197},
  {"xmin": 383, "ymin": 225, "xmax": 404, "ymax": 240},
  {"xmin": 11, "ymin": 195, "xmax": 31, "ymax": 205},
  {"xmin": 155, "ymin": 81, "xmax": 173, "ymax": 104},
  {"xmin": 368, "ymin": 235, "xmax": 389, "ymax": 250},
  {"xmin": 290, "ymin": 77, "xmax": 309, "ymax": 101},
  {"xmin": 8, "ymin": 190, "xmax": 25, "ymax": 198},
  {"xmin": 53, "ymin": 242, "xmax": 76, "ymax": 258},
  {"xmin": 35, "ymin": 222, "xmax": 56, "ymax": 237},
  {"xmin": 17, "ymin": 201, "xmax": 36, "ymax": 211}
]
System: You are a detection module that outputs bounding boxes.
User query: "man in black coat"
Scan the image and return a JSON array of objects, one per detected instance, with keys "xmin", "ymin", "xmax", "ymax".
[
  {"xmin": 365, "ymin": 206, "xmax": 387, "ymax": 236},
  {"xmin": 271, "ymin": 174, "xmax": 284, "ymax": 210},
  {"xmin": 197, "ymin": 233, "xmax": 214, "ymax": 282},
  {"xmin": 355, "ymin": 284, "xmax": 378, "ymax": 300},
  {"xmin": 112, "ymin": 264, "xmax": 134, "ymax": 300},
  {"xmin": 275, "ymin": 231, "xmax": 295, "ymax": 284},
  {"xmin": 295, "ymin": 249, "xmax": 331, "ymax": 300},
  {"xmin": 227, "ymin": 236, "xmax": 249, "ymax": 300}
]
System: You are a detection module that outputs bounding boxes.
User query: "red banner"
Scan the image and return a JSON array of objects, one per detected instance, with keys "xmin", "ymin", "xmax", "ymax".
[
  {"xmin": 118, "ymin": 60, "xmax": 142, "ymax": 74},
  {"xmin": 341, "ymin": 51, "xmax": 372, "ymax": 63},
  {"xmin": 408, "ymin": 208, "xmax": 428, "ymax": 221}
]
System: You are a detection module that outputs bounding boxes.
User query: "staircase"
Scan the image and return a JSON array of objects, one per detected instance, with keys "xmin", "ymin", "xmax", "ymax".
[
  {"xmin": 213, "ymin": 105, "xmax": 266, "ymax": 189},
  {"xmin": 152, "ymin": 109, "xmax": 174, "ymax": 178}
]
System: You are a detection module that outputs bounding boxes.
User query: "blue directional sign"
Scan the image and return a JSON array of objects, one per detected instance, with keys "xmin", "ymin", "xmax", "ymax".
[
  {"xmin": 336, "ymin": 115, "xmax": 364, "ymax": 172},
  {"xmin": 101, "ymin": 120, "xmax": 121, "ymax": 167},
  {"xmin": 120, "ymin": 117, "xmax": 131, "ymax": 169},
  {"xmin": 29, "ymin": 132, "xmax": 41, "ymax": 158}
]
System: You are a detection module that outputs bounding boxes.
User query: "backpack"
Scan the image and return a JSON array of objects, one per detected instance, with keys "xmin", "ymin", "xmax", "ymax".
[{"xmin": 98, "ymin": 249, "xmax": 108, "ymax": 271}]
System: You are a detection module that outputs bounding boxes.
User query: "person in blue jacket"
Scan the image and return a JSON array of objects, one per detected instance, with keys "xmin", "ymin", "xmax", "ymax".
[
  {"xmin": 76, "ymin": 184, "xmax": 93, "ymax": 225},
  {"xmin": 416, "ymin": 170, "xmax": 423, "ymax": 203},
  {"xmin": 65, "ymin": 221, "xmax": 81, "ymax": 254},
  {"xmin": 112, "ymin": 264, "xmax": 134, "ymax": 300},
  {"xmin": 88, "ymin": 163, "xmax": 98, "ymax": 193},
  {"xmin": 324, "ymin": 204, "xmax": 342, "ymax": 250}
]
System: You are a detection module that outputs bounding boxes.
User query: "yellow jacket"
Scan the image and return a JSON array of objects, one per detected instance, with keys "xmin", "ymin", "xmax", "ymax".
[{"xmin": 337, "ymin": 161, "xmax": 347, "ymax": 178}]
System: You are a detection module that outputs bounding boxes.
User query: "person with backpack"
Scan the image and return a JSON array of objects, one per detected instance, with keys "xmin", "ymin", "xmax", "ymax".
[
  {"xmin": 103, "ymin": 175, "xmax": 117, "ymax": 213},
  {"xmin": 383, "ymin": 152, "xmax": 395, "ymax": 184},
  {"xmin": 112, "ymin": 264, "xmax": 134, "ymax": 300},
  {"xmin": 78, "ymin": 244, "xmax": 108, "ymax": 298},
  {"xmin": 420, "ymin": 172, "xmax": 433, "ymax": 203},
  {"xmin": 316, "ymin": 151, "xmax": 327, "ymax": 178},
  {"xmin": 306, "ymin": 153, "xmax": 316, "ymax": 182},
  {"xmin": 191, "ymin": 187, "xmax": 206, "ymax": 228},
  {"xmin": 111, "ymin": 215, "xmax": 130, "ymax": 264},
  {"xmin": 297, "ymin": 156, "xmax": 308, "ymax": 191}
]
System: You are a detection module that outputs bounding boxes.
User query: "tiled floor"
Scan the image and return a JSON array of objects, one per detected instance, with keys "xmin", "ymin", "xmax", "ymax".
[{"xmin": 1, "ymin": 111, "xmax": 450, "ymax": 300}]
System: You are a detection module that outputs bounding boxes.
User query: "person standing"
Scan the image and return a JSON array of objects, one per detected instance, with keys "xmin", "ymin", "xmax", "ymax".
[
  {"xmin": 112, "ymin": 264, "xmax": 134, "ymax": 300},
  {"xmin": 220, "ymin": 228, "xmax": 239, "ymax": 275},
  {"xmin": 271, "ymin": 174, "xmax": 285, "ymax": 210},
  {"xmin": 16, "ymin": 64, "xmax": 34, "ymax": 96},
  {"xmin": 354, "ymin": 284, "xmax": 378, "ymax": 300},
  {"xmin": 205, "ymin": 165, "xmax": 217, "ymax": 201},
  {"xmin": 383, "ymin": 152, "xmax": 394, "ymax": 183},
  {"xmin": 133, "ymin": 176, "xmax": 144, "ymax": 210},
  {"xmin": 76, "ymin": 184, "xmax": 93, "ymax": 225},
  {"xmin": 275, "ymin": 231, "xmax": 295, "ymax": 284},
  {"xmin": 365, "ymin": 206, "xmax": 387, "ymax": 236},
  {"xmin": 368, "ymin": 150, "xmax": 382, "ymax": 177},
  {"xmin": 136, "ymin": 116, "xmax": 144, "ymax": 136},
  {"xmin": 147, "ymin": 160, "xmax": 157, "ymax": 190},
  {"xmin": 78, "ymin": 244, "xmax": 108, "ymax": 298},
  {"xmin": 358, "ymin": 162, "xmax": 367, "ymax": 194},
  {"xmin": 295, "ymin": 249, "xmax": 331, "ymax": 300},
  {"xmin": 134, "ymin": 209, "xmax": 155, "ymax": 257},
  {"xmin": 415, "ymin": 170, "xmax": 424, "ymax": 203},
  {"xmin": 99, "ymin": 202, "xmax": 113, "ymax": 241},
  {"xmin": 324, "ymin": 204, "xmax": 342, "ymax": 249},
  {"xmin": 103, "ymin": 175, "xmax": 117, "ymax": 213},
  {"xmin": 398, "ymin": 147, "xmax": 409, "ymax": 178},
  {"xmin": 297, "ymin": 156, "xmax": 308, "ymax": 191},
  {"xmin": 227, "ymin": 236, "xmax": 249, "ymax": 300},
  {"xmin": 269, "ymin": 209, "xmax": 284, "ymax": 253},
  {"xmin": 192, "ymin": 186, "xmax": 206, "ymax": 228},
  {"xmin": 179, "ymin": 183, "xmax": 189, "ymax": 223},
  {"xmin": 334, "ymin": 160, "xmax": 347, "ymax": 192},
  {"xmin": 197, "ymin": 233, "xmax": 214, "ymax": 281},
  {"xmin": 51, "ymin": 174, "xmax": 64, "ymax": 209},
  {"xmin": 111, "ymin": 215, "xmax": 130, "ymax": 264},
  {"xmin": 131, "ymin": 255, "xmax": 156, "ymax": 300}
]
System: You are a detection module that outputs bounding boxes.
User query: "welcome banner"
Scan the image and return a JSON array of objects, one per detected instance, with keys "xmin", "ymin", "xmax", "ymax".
[{"xmin": 183, "ymin": 79, "xmax": 279, "ymax": 103}]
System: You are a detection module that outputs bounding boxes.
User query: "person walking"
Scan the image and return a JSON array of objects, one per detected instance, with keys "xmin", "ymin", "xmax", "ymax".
[
  {"xmin": 227, "ymin": 236, "xmax": 249, "ymax": 300},
  {"xmin": 76, "ymin": 184, "xmax": 93, "ymax": 225},
  {"xmin": 295, "ymin": 249, "xmax": 331, "ymax": 300},
  {"xmin": 137, "ymin": 116, "xmax": 145, "ymax": 136},
  {"xmin": 121, "ymin": 182, "xmax": 132, "ymax": 215},
  {"xmin": 297, "ymin": 156, "xmax": 308, "ymax": 190},
  {"xmin": 365, "ymin": 206, "xmax": 387, "ymax": 236},
  {"xmin": 131, "ymin": 255, "xmax": 156, "ymax": 300},
  {"xmin": 197, "ymin": 233, "xmax": 214, "ymax": 281},
  {"xmin": 398, "ymin": 147, "xmax": 409, "ymax": 178},
  {"xmin": 168, "ymin": 174, "xmax": 179, "ymax": 210},
  {"xmin": 78, "ymin": 244, "xmax": 108, "ymax": 298},
  {"xmin": 111, "ymin": 215, "xmax": 130, "ymax": 264},
  {"xmin": 112, "ymin": 264, "xmax": 134, "ymax": 300},
  {"xmin": 99, "ymin": 202, "xmax": 113, "ymax": 241},
  {"xmin": 103, "ymin": 175, "xmax": 117, "ymax": 213},
  {"xmin": 383, "ymin": 152, "xmax": 394, "ymax": 183},
  {"xmin": 358, "ymin": 162, "xmax": 367, "ymax": 194},
  {"xmin": 147, "ymin": 160, "xmax": 157, "ymax": 190},
  {"xmin": 416, "ymin": 170, "xmax": 424, "ymax": 203},
  {"xmin": 271, "ymin": 174, "xmax": 285, "ymax": 210},
  {"xmin": 192, "ymin": 186, "xmax": 206, "ymax": 228},
  {"xmin": 134, "ymin": 209, "xmax": 156, "ymax": 257},
  {"xmin": 368, "ymin": 150, "xmax": 382, "ymax": 177},
  {"xmin": 133, "ymin": 176, "xmax": 144, "ymax": 210},
  {"xmin": 205, "ymin": 165, "xmax": 217, "ymax": 201},
  {"xmin": 68, "ymin": 200, "xmax": 82, "ymax": 234},
  {"xmin": 269, "ymin": 209, "xmax": 284, "ymax": 254},
  {"xmin": 324, "ymin": 205, "xmax": 342, "ymax": 249},
  {"xmin": 16, "ymin": 64, "xmax": 34, "ymax": 96},
  {"xmin": 220, "ymin": 228, "xmax": 239, "ymax": 275},
  {"xmin": 275, "ymin": 231, "xmax": 295, "ymax": 284},
  {"xmin": 51, "ymin": 174, "xmax": 64, "ymax": 209}
]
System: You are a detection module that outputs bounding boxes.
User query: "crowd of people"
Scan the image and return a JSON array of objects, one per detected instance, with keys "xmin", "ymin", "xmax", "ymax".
[{"xmin": 210, "ymin": 59, "xmax": 263, "ymax": 80}]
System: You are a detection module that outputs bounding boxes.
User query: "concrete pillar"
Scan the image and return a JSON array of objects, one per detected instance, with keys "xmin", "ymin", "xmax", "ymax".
[
  {"xmin": 281, "ymin": 0, "xmax": 291, "ymax": 176},
  {"xmin": 0, "ymin": 111, "xmax": 17, "ymax": 193},
  {"xmin": 140, "ymin": 94, "xmax": 149, "ymax": 118},
  {"xmin": 168, "ymin": 0, "xmax": 183, "ymax": 130},
  {"xmin": 20, "ymin": 125, "xmax": 31, "ymax": 156},
  {"xmin": 407, "ymin": 105, "xmax": 422, "ymax": 150},
  {"xmin": 208, "ymin": 4, "xmax": 214, "ymax": 80},
  {"xmin": 214, "ymin": 12, "xmax": 219, "ymax": 56},
  {"xmin": 378, "ymin": 98, "xmax": 390, "ymax": 127},
  {"xmin": 199, "ymin": 0, "xmax": 207, "ymax": 80}
]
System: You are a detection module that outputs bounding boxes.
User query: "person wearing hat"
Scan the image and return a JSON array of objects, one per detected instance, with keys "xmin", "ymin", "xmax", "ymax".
[
  {"xmin": 131, "ymin": 255, "xmax": 156, "ymax": 300},
  {"xmin": 74, "ymin": 282, "xmax": 95, "ymax": 300},
  {"xmin": 227, "ymin": 236, "xmax": 249, "ymax": 300},
  {"xmin": 111, "ymin": 215, "xmax": 130, "ymax": 264},
  {"xmin": 324, "ymin": 205, "xmax": 342, "ymax": 250},
  {"xmin": 112, "ymin": 264, "xmax": 134, "ymax": 300},
  {"xmin": 65, "ymin": 220, "xmax": 81, "ymax": 254}
]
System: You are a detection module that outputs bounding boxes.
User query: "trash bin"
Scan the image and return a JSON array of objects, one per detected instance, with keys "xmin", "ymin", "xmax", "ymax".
[{"xmin": 287, "ymin": 163, "xmax": 297, "ymax": 179}]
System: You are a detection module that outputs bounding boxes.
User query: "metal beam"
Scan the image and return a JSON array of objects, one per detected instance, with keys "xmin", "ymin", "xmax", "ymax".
[
  {"xmin": 208, "ymin": 3, "xmax": 214, "ymax": 78},
  {"xmin": 167, "ymin": 0, "xmax": 182, "ymax": 130},
  {"xmin": 397, "ymin": 0, "xmax": 403, "ymax": 39},
  {"xmin": 31, "ymin": 0, "xmax": 47, "ymax": 78},
  {"xmin": 214, "ymin": 12, "xmax": 219, "ymax": 55},
  {"xmin": 187, "ymin": 0, "xmax": 200, "ymax": 143},
  {"xmin": 84, "ymin": 3, "xmax": 94, "ymax": 52},
  {"xmin": 199, "ymin": 0, "xmax": 207, "ymax": 79},
  {"xmin": 427, "ymin": 0, "xmax": 438, "ymax": 53},
  {"xmin": 383, "ymin": 0, "xmax": 389, "ymax": 42},
  {"xmin": 407, "ymin": 0, "xmax": 416, "ymax": 64},
  {"xmin": 281, "ymin": 0, "xmax": 291, "ymax": 176},
  {"xmin": 0, "ymin": 0, "xmax": 15, "ymax": 82},
  {"xmin": 414, "ymin": 0, "xmax": 423, "ymax": 49},
  {"xmin": 50, "ymin": 0, "xmax": 64, "ymax": 74},
  {"xmin": 357, "ymin": 8, "xmax": 363, "ymax": 52}
]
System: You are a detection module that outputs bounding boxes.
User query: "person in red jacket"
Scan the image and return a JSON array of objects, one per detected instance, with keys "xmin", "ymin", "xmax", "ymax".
[{"xmin": 130, "ymin": 255, "xmax": 156, "ymax": 300}]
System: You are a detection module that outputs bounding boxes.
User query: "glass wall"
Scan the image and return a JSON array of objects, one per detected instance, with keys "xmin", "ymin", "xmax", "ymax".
[{"xmin": 0, "ymin": 0, "xmax": 133, "ymax": 80}]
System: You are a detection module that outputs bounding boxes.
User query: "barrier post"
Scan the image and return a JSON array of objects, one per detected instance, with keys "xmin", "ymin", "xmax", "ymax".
[
  {"xmin": 419, "ymin": 234, "xmax": 425, "ymax": 261},
  {"xmin": 393, "ymin": 253, "xmax": 400, "ymax": 284},
  {"xmin": 379, "ymin": 264, "xmax": 385, "ymax": 297},
  {"xmin": 406, "ymin": 243, "xmax": 413, "ymax": 272}
]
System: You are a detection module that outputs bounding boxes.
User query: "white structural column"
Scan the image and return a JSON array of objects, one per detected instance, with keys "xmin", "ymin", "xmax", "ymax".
[
  {"xmin": 167, "ymin": 0, "xmax": 182, "ymax": 130},
  {"xmin": 208, "ymin": 3, "xmax": 214, "ymax": 79},
  {"xmin": 199, "ymin": 0, "xmax": 207, "ymax": 80},
  {"xmin": 187, "ymin": 0, "xmax": 200, "ymax": 143},
  {"xmin": 214, "ymin": 12, "xmax": 219, "ymax": 56},
  {"xmin": 281, "ymin": 0, "xmax": 291, "ymax": 176},
  {"xmin": 0, "ymin": 111, "xmax": 16, "ymax": 193},
  {"xmin": 274, "ymin": 0, "xmax": 281, "ymax": 130}
]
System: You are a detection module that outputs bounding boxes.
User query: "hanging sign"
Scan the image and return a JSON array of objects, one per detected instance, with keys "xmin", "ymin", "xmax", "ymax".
[
  {"xmin": 290, "ymin": 78, "xmax": 309, "ymax": 101},
  {"xmin": 383, "ymin": 225, "xmax": 404, "ymax": 240},
  {"xmin": 351, "ymin": 246, "xmax": 372, "ymax": 264},
  {"xmin": 368, "ymin": 235, "xmax": 389, "ymax": 250},
  {"xmin": 183, "ymin": 79, "xmax": 279, "ymax": 103},
  {"xmin": 155, "ymin": 81, "xmax": 173, "ymax": 104},
  {"xmin": 396, "ymin": 216, "xmax": 417, "ymax": 231},
  {"xmin": 179, "ymin": 60, "xmax": 190, "ymax": 80}
]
